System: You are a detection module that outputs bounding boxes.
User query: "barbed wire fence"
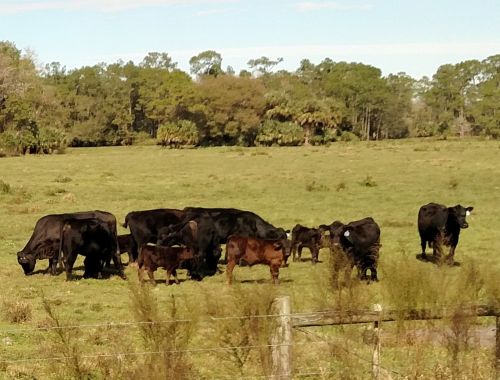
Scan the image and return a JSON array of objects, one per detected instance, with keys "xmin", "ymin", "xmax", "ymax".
[{"xmin": 1, "ymin": 297, "xmax": 499, "ymax": 379}]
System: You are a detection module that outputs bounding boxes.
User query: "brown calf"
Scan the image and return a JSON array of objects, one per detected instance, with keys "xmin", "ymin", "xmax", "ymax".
[
  {"xmin": 137, "ymin": 245, "xmax": 194, "ymax": 285},
  {"xmin": 225, "ymin": 236, "xmax": 290, "ymax": 285}
]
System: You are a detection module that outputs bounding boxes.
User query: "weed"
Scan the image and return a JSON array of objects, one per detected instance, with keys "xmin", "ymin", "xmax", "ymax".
[
  {"xmin": 2, "ymin": 300, "xmax": 32, "ymax": 323},
  {"xmin": 359, "ymin": 175, "xmax": 377, "ymax": 187},
  {"xmin": 305, "ymin": 180, "xmax": 329, "ymax": 192},
  {"xmin": 0, "ymin": 180, "xmax": 11, "ymax": 194},
  {"xmin": 54, "ymin": 175, "xmax": 72, "ymax": 183},
  {"xmin": 336, "ymin": 182, "xmax": 346, "ymax": 192}
]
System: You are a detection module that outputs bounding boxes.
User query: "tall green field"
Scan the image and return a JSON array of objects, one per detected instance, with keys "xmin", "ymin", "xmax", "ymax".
[{"xmin": 1, "ymin": 139, "xmax": 499, "ymax": 379}]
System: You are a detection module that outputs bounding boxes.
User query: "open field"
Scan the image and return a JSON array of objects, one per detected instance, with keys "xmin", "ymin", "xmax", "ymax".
[{"xmin": 1, "ymin": 139, "xmax": 500, "ymax": 379}]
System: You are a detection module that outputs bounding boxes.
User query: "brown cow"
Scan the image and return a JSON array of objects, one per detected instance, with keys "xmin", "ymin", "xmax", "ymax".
[
  {"xmin": 137, "ymin": 245, "xmax": 194, "ymax": 285},
  {"xmin": 225, "ymin": 236, "xmax": 291, "ymax": 285}
]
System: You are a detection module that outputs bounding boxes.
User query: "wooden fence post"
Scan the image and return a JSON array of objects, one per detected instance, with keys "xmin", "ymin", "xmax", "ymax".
[
  {"xmin": 496, "ymin": 315, "xmax": 500, "ymax": 378},
  {"xmin": 271, "ymin": 296, "xmax": 292, "ymax": 380},
  {"xmin": 372, "ymin": 304, "xmax": 382, "ymax": 380}
]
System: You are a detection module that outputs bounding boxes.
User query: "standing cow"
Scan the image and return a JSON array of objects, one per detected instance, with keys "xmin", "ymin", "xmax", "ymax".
[
  {"xmin": 157, "ymin": 216, "xmax": 222, "ymax": 279},
  {"xmin": 418, "ymin": 203, "xmax": 473, "ymax": 264},
  {"xmin": 225, "ymin": 236, "xmax": 291, "ymax": 284},
  {"xmin": 59, "ymin": 218, "xmax": 116, "ymax": 280},
  {"xmin": 122, "ymin": 208, "xmax": 185, "ymax": 263},
  {"xmin": 137, "ymin": 245, "xmax": 195, "ymax": 285},
  {"xmin": 329, "ymin": 217, "xmax": 381, "ymax": 282},
  {"xmin": 290, "ymin": 224, "xmax": 322, "ymax": 264}
]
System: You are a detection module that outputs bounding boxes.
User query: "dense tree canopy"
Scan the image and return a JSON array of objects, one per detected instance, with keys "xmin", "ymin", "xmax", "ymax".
[{"xmin": 0, "ymin": 41, "xmax": 499, "ymax": 154}]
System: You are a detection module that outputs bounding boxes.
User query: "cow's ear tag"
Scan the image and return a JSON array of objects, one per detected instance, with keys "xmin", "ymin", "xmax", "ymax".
[
  {"xmin": 466, "ymin": 210, "xmax": 471, "ymax": 216},
  {"xmin": 344, "ymin": 230, "xmax": 350, "ymax": 237}
]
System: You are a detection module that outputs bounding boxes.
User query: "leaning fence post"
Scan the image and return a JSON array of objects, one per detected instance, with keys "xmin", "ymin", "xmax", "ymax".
[
  {"xmin": 271, "ymin": 296, "xmax": 292, "ymax": 380},
  {"xmin": 372, "ymin": 303, "xmax": 382, "ymax": 380}
]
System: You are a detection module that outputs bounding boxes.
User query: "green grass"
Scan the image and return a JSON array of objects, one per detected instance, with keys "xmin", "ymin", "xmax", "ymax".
[{"xmin": 1, "ymin": 139, "xmax": 500, "ymax": 379}]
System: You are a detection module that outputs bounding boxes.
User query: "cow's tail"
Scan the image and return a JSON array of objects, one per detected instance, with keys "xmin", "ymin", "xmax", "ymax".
[{"xmin": 121, "ymin": 215, "xmax": 129, "ymax": 229}]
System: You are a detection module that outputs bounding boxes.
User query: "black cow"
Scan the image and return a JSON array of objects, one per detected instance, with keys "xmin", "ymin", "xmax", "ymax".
[
  {"xmin": 182, "ymin": 207, "xmax": 288, "ymax": 242},
  {"xmin": 122, "ymin": 208, "xmax": 185, "ymax": 262},
  {"xmin": 17, "ymin": 210, "xmax": 121, "ymax": 276},
  {"xmin": 168, "ymin": 207, "xmax": 288, "ymax": 278},
  {"xmin": 290, "ymin": 224, "xmax": 322, "ymax": 264},
  {"xmin": 117, "ymin": 234, "xmax": 134, "ymax": 264},
  {"xmin": 157, "ymin": 216, "xmax": 222, "ymax": 279},
  {"xmin": 418, "ymin": 203, "xmax": 473, "ymax": 264},
  {"xmin": 59, "ymin": 218, "xmax": 116, "ymax": 280},
  {"xmin": 329, "ymin": 217, "xmax": 381, "ymax": 282}
]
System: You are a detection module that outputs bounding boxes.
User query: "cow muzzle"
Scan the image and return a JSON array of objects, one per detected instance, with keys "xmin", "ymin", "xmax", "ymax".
[{"xmin": 461, "ymin": 222, "xmax": 469, "ymax": 229}]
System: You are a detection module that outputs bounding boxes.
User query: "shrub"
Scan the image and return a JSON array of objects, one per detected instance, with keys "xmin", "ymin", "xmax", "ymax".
[
  {"xmin": 339, "ymin": 131, "xmax": 360, "ymax": 142},
  {"xmin": 255, "ymin": 120, "xmax": 303, "ymax": 146},
  {"xmin": 157, "ymin": 120, "xmax": 199, "ymax": 148}
]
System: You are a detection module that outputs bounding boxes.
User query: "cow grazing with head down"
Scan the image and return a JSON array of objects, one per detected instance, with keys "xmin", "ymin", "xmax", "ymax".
[
  {"xmin": 418, "ymin": 203, "xmax": 473, "ymax": 265},
  {"xmin": 59, "ymin": 218, "xmax": 116, "ymax": 280},
  {"xmin": 17, "ymin": 211, "xmax": 122, "ymax": 276},
  {"xmin": 138, "ymin": 245, "xmax": 195, "ymax": 285},
  {"xmin": 290, "ymin": 224, "xmax": 323, "ymax": 264},
  {"xmin": 225, "ymin": 236, "xmax": 291, "ymax": 285},
  {"xmin": 122, "ymin": 208, "xmax": 185, "ymax": 263},
  {"xmin": 329, "ymin": 217, "xmax": 381, "ymax": 282}
]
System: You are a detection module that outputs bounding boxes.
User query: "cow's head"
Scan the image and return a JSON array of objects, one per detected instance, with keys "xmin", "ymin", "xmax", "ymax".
[
  {"xmin": 328, "ymin": 221, "xmax": 346, "ymax": 248},
  {"xmin": 449, "ymin": 205, "xmax": 474, "ymax": 229},
  {"xmin": 273, "ymin": 239, "xmax": 292, "ymax": 265},
  {"xmin": 17, "ymin": 251, "xmax": 36, "ymax": 275}
]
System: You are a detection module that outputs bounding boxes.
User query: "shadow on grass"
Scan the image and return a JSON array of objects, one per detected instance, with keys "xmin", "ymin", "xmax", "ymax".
[{"xmin": 416, "ymin": 253, "xmax": 461, "ymax": 267}]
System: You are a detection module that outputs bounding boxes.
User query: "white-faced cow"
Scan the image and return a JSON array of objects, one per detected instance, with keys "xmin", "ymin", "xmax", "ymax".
[{"xmin": 418, "ymin": 203, "xmax": 473, "ymax": 265}]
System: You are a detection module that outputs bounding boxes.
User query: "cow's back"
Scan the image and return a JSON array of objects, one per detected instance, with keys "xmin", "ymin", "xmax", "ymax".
[{"xmin": 418, "ymin": 203, "xmax": 448, "ymax": 233}]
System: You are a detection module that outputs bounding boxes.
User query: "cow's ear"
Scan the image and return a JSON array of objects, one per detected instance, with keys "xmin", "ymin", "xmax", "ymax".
[
  {"xmin": 343, "ymin": 228, "xmax": 353, "ymax": 242},
  {"xmin": 466, "ymin": 206, "xmax": 474, "ymax": 215}
]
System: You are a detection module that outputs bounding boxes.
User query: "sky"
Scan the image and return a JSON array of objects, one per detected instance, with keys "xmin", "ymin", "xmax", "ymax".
[{"xmin": 1, "ymin": 0, "xmax": 499, "ymax": 79}]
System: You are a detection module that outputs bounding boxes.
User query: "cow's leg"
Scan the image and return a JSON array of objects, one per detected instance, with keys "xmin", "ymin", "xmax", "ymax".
[
  {"xmin": 297, "ymin": 246, "xmax": 303, "ymax": 261},
  {"xmin": 311, "ymin": 246, "xmax": 319, "ymax": 265},
  {"xmin": 147, "ymin": 270, "xmax": 156, "ymax": 286},
  {"xmin": 138, "ymin": 266, "xmax": 145, "ymax": 283},
  {"xmin": 48, "ymin": 257, "xmax": 58, "ymax": 275},
  {"xmin": 64, "ymin": 254, "xmax": 78, "ymax": 281},
  {"xmin": 172, "ymin": 269, "xmax": 180, "ymax": 285},
  {"xmin": 447, "ymin": 245, "xmax": 457, "ymax": 265},
  {"xmin": 292, "ymin": 244, "xmax": 298, "ymax": 262},
  {"xmin": 370, "ymin": 267, "xmax": 378, "ymax": 282},
  {"xmin": 420, "ymin": 237, "xmax": 427, "ymax": 257},
  {"xmin": 270, "ymin": 262, "xmax": 280, "ymax": 284},
  {"xmin": 226, "ymin": 260, "xmax": 237, "ymax": 285},
  {"xmin": 165, "ymin": 269, "xmax": 171, "ymax": 285}
]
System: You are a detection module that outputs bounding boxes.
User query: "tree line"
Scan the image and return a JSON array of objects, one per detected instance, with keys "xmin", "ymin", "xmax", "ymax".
[{"xmin": 0, "ymin": 40, "xmax": 498, "ymax": 155}]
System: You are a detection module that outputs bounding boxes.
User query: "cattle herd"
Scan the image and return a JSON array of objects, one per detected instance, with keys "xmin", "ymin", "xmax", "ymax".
[{"xmin": 15, "ymin": 203, "xmax": 474, "ymax": 285}]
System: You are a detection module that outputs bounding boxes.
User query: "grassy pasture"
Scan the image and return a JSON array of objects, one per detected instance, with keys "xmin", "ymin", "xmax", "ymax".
[{"xmin": 0, "ymin": 139, "xmax": 500, "ymax": 379}]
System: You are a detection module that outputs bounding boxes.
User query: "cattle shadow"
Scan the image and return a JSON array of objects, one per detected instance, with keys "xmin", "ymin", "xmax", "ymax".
[
  {"xmin": 415, "ymin": 254, "xmax": 461, "ymax": 267},
  {"xmin": 294, "ymin": 257, "xmax": 324, "ymax": 264},
  {"xmin": 239, "ymin": 278, "xmax": 294, "ymax": 284},
  {"xmin": 152, "ymin": 278, "xmax": 189, "ymax": 285}
]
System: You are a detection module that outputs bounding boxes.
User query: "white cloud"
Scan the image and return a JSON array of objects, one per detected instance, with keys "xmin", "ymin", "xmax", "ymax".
[
  {"xmin": 0, "ymin": 0, "xmax": 235, "ymax": 14},
  {"xmin": 296, "ymin": 1, "xmax": 373, "ymax": 12}
]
